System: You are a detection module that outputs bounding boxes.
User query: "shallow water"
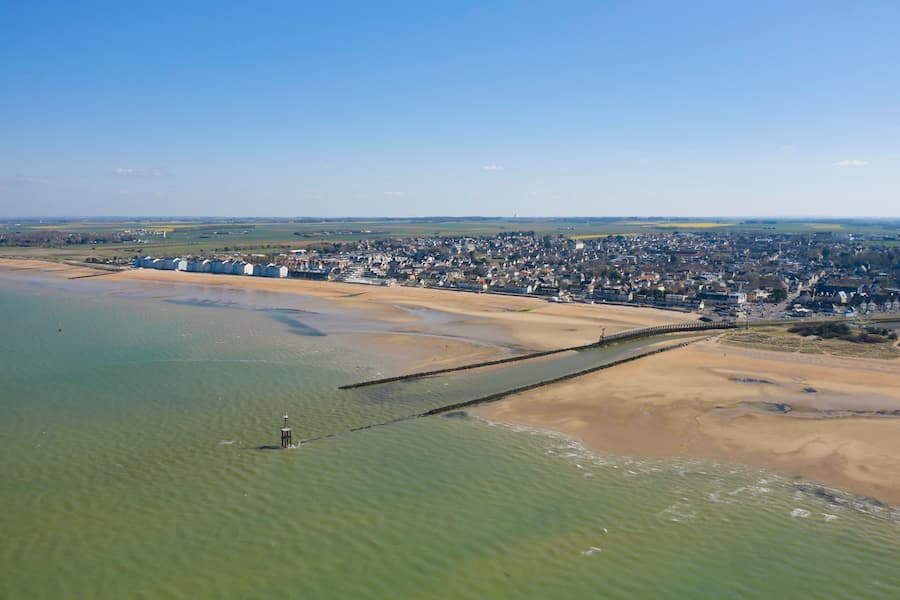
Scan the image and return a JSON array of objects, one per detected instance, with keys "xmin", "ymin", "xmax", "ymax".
[{"xmin": 1, "ymin": 274, "xmax": 899, "ymax": 599}]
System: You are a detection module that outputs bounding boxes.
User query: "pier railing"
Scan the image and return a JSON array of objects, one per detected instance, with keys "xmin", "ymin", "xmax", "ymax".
[{"xmin": 599, "ymin": 319, "xmax": 737, "ymax": 344}]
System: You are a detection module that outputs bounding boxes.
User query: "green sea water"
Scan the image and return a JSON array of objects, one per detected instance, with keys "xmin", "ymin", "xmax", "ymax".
[{"xmin": 1, "ymin": 273, "xmax": 899, "ymax": 599}]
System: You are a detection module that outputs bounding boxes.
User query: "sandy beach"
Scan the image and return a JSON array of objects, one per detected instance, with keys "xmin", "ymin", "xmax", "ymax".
[
  {"xmin": 5, "ymin": 258, "xmax": 900, "ymax": 504},
  {"xmin": 111, "ymin": 267, "xmax": 696, "ymax": 350},
  {"xmin": 0, "ymin": 259, "xmax": 695, "ymax": 371},
  {"xmin": 476, "ymin": 338, "xmax": 900, "ymax": 504}
]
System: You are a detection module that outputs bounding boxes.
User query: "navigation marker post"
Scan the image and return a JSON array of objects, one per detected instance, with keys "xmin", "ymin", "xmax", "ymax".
[{"xmin": 281, "ymin": 414, "xmax": 293, "ymax": 449}]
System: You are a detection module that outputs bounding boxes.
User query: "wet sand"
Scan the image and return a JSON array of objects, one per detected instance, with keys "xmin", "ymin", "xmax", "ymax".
[
  {"xmin": 8, "ymin": 259, "xmax": 900, "ymax": 503},
  {"xmin": 0, "ymin": 259, "xmax": 694, "ymax": 374},
  {"xmin": 475, "ymin": 338, "xmax": 900, "ymax": 504},
  {"xmin": 110, "ymin": 267, "xmax": 696, "ymax": 350}
]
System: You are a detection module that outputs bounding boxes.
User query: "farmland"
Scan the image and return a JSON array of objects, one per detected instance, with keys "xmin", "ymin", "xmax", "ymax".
[{"xmin": 2, "ymin": 217, "xmax": 898, "ymax": 263}]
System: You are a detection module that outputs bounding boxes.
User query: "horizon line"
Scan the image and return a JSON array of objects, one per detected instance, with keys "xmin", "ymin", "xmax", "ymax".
[{"xmin": 3, "ymin": 215, "xmax": 900, "ymax": 222}]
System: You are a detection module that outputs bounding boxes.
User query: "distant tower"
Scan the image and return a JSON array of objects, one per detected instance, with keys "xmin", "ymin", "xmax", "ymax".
[{"xmin": 281, "ymin": 414, "xmax": 292, "ymax": 449}]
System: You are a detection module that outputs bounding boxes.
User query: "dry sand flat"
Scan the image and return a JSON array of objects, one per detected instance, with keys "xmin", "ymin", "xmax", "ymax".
[
  {"xmin": 476, "ymin": 338, "xmax": 900, "ymax": 504},
  {"xmin": 0, "ymin": 258, "xmax": 104, "ymax": 279}
]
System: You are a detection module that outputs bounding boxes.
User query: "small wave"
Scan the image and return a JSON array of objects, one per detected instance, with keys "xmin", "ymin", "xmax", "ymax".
[
  {"xmin": 729, "ymin": 484, "xmax": 772, "ymax": 497},
  {"xmin": 790, "ymin": 508, "xmax": 811, "ymax": 518},
  {"xmin": 581, "ymin": 546, "xmax": 602, "ymax": 556},
  {"xmin": 660, "ymin": 501, "xmax": 697, "ymax": 523},
  {"xmin": 707, "ymin": 492, "xmax": 734, "ymax": 505}
]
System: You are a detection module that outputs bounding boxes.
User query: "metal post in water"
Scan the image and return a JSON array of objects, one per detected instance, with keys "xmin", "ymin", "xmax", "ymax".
[{"xmin": 281, "ymin": 414, "xmax": 292, "ymax": 449}]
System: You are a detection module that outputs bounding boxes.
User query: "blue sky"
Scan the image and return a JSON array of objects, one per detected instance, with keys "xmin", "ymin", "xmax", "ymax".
[{"xmin": 2, "ymin": 1, "xmax": 898, "ymax": 217}]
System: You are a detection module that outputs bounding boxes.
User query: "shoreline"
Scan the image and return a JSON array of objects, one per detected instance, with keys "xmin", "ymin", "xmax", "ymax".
[
  {"xmin": 0, "ymin": 258, "xmax": 518, "ymax": 375},
  {"xmin": 474, "ymin": 338, "xmax": 900, "ymax": 505},
  {"xmin": 5, "ymin": 257, "xmax": 900, "ymax": 504},
  {"xmin": 0, "ymin": 257, "xmax": 696, "ymax": 353}
]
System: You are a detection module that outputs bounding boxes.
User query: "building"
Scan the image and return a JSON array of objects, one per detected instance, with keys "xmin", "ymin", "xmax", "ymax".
[
  {"xmin": 699, "ymin": 290, "xmax": 747, "ymax": 305},
  {"xmin": 263, "ymin": 264, "xmax": 288, "ymax": 278}
]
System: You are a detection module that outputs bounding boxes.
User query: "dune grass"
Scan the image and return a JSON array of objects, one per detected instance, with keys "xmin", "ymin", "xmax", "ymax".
[{"xmin": 722, "ymin": 325, "xmax": 900, "ymax": 359}]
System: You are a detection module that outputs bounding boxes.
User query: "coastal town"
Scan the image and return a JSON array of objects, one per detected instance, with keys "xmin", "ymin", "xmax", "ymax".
[
  {"xmin": 132, "ymin": 229, "xmax": 900, "ymax": 320},
  {"xmin": 7, "ymin": 2, "xmax": 900, "ymax": 597}
]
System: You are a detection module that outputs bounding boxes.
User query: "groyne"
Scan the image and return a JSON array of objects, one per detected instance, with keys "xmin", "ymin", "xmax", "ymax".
[
  {"xmin": 298, "ymin": 338, "xmax": 702, "ymax": 445},
  {"xmin": 338, "ymin": 320, "xmax": 735, "ymax": 389},
  {"xmin": 418, "ymin": 338, "xmax": 703, "ymax": 417}
]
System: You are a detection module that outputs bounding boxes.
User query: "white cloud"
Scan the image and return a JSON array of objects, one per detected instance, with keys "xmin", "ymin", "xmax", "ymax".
[
  {"xmin": 383, "ymin": 191, "xmax": 405, "ymax": 198},
  {"xmin": 15, "ymin": 175, "xmax": 52, "ymax": 185},
  {"xmin": 780, "ymin": 145, "xmax": 795, "ymax": 151},
  {"xmin": 831, "ymin": 159, "xmax": 869, "ymax": 167},
  {"xmin": 482, "ymin": 165, "xmax": 504, "ymax": 171},
  {"xmin": 113, "ymin": 167, "xmax": 162, "ymax": 176}
]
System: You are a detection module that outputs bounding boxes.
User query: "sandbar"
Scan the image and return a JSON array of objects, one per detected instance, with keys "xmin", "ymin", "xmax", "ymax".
[
  {"xmin": 9, "ymin": 258, "xmax": 900, "ymax": 504},
  {"xmin": 475, "ymin": 338, "xmax": 900, "ymax": 504}
]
